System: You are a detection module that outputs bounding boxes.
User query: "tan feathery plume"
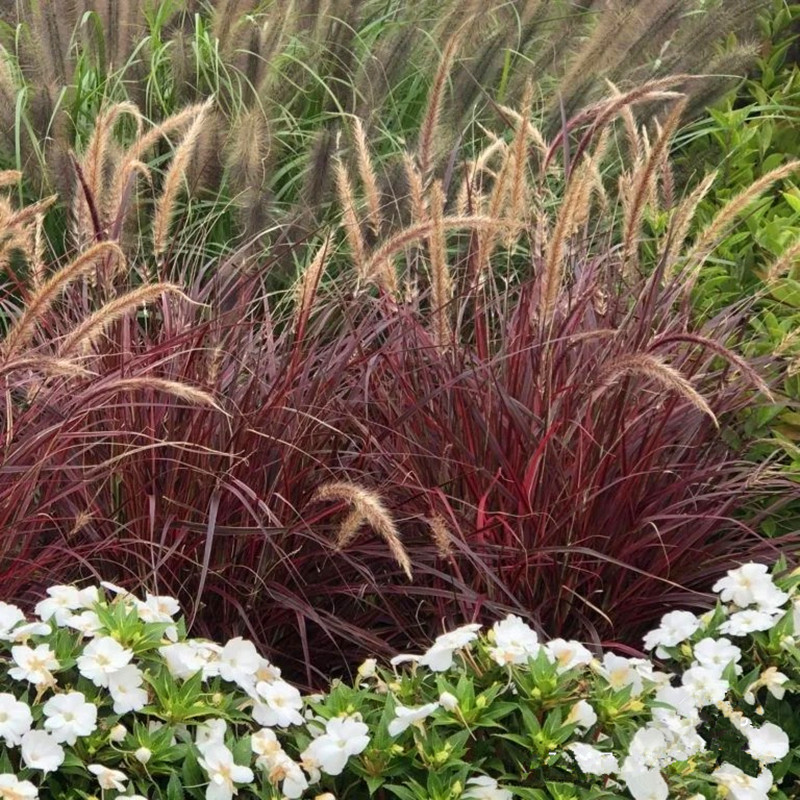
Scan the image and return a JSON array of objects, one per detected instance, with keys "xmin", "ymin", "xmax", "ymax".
[
  {"xmin": 684, "ymin": 160, "xmax": 800, "ymax": 277},
  {"xmin": 313, "ymin": 481, "xmax": 413, "ymax": 580},
  {"xmin": 85, "ymin": 377, "xmax": 220, "ymax": 410},
  {"xmin": 661, "ymin": 171, "xmax": 718, "ymax": 275},
  {"xmin": 474, "ymin": 149, "xmax": 513, "ymax": 272},
  {"xmin": 0, "ymin": 170, "xmax": 21, "ymax": 188},
  {"xmin": 0, "ymin": 355, "xmax": 90, "ymax": 380},
  {"xmin": 761, "ymin": 238, "xmax": 800, "ymax": 285},
  {"xmin": 58, "ymin": 284, "xmax": 184, "ymax": 356},
  {"xmin": 153, "ymin": 97, "xmax": 215, "ymax": 257},
  {"xmin": 404, "ymin": 151, "xmax": 426, "ymax": 224},
  {"xmin": 110, "ymin": 102, "xmax": 210, "ymax": 225},
  {"xmin": 428, "ymin": 513, "xmax": 453, "ymax": 558},
  {"xmin": 418, "ymin": 33, "xmax": 461, "ymax": 177},
  {"xmin": 540, "ymin": 160, "xmax": 596, "ymax": 323},
  {"xmin": 334, "ymin": 160, "xmax": 367, "ymax": 282},
  {"xmin": 293, "ymin": 233, "xmax": 332, "ymax": 334},
  {"xmin": 352, "ymin": 117, "xmax": 382, "ymax": 236},
  {"xmin": 364, "ymin": 215, "xmax": 498, "ymax": 288},
  {"xmin": 455, "ymin": 136, "xmax": 508, "ymax": 217},
  {"xmin": 621, "ymin": 98, "xmax": 687, "ymax": 277},
  {"xmin": 428, "ymin": 181, "xmax": 453, "ymax": 350},
  {"xmin": 2, "ymin": 242, "xmax": 124, "ymax": 358},
  {"xmin": 504, "ymin": 82, "xmax": 534, "ymax": 246},
  {"xmin": 595, "ymin": 353, "xmax": 718, "ymax": 426}
]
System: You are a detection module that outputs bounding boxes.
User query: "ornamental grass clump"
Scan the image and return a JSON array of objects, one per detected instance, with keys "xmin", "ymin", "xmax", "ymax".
[{"xmin": 0, "ymin": 560, "xmax": 797, "ymax": 799}]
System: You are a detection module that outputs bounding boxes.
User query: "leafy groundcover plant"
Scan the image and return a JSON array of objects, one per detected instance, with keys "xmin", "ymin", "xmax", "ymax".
[{"xmin": 0, "ymin": 560, "xmax": 797, "ymax": 799}]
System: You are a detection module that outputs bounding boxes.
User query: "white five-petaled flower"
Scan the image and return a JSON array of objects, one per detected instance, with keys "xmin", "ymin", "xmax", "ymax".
[
  {"xmin": 681, "ymin": 665, "xmax": 729, "ymax": 707},
  {"xmin": 35, "ymin": 585, "xmax": 83, "ymax": 626},
  {"xmin": 545, "ymin": 638, "xmax": 592, "ymax": 674},
  {"xmin": 387, "ymin": 702, "xmax": 439, "ymax": 737},
  {"xmin": 712, "ymin": 763, "xmax": 773, "ymax": 800},
  {"xmin": 719, "ymin": 608, "xmax": 784, "ymax": 637},
  {"xmin": 89, "ymin": 764, "xmax": 128, "ymax": 792},
  {"xmin": 108, "ymin": 664, "xmax": 149, "ymax": 714},
  {"xmin": 0, "ymin": 693, "xmax": 33, "ymax": 746},
  {"xmin": 20, "ymin": 730, "xmax": 64, "ymax": 774},
  {"xmin": 198, "ymin": 743, "xmax": 254, "ymax": 800},
  {"xmin": 159, "ymin": 641, "xmax": 222, "ymax": 681},
  {"xmin": 210, "ymin": 637, "xmax": 262, "ymax": 690},
  {"xmin": 712, "ymin": 563, "xmax": 788, "ymax": 610},
  {"xmin": 462, "ymin": 775, "xmax": 513, "ymax": 800},
  {"xmin": 0, "ymin": 602, "xmax": 26, "ymax": 640},
  {"xmin": 0, "ymin": 774, "xmax": 38, "ymax": 799},
  {"xmin": 569, "ymin": 743, "xmax": 619, "ymax": 776},
  {"xmin": 597, "ymin": 653, "xmax": 644, "ymax": 696},
  {"xmin": 620, "ymin": 761, "xmax": 668, "ymax": 800},
  {"xmin": 565, "ymin": 699, "xmax": 597, "ymax": 731},
  {"xmin": 251, "ymin": 680, "xmax": 304, "ymax": 728},
  {"xmin": 642, "ymin": 610, "xmax": 702, "ymax": 655},
  {"xmin": 691, "ymin": 637, "xmax": 742, "ymax": 675},
  {"xmin": 300, "ymin": 717, "xmax": 371, "ymax": 777},
  {"xmin": 393, "ymin": 624, "xmax": 482, "ymax": 672},
  {"xmin": 9, "ymin": 644, "xmax": 59, "ymax": 686},
  {"xmin": 43, "ymin": 691, "xmax": 97, "ymax": 744},
  {"xmin": 76, "ymin": 636, "xmax": 133, "ymax": 687},
  {"xmin": 743, "ymin": 666, "xmax": 789, "ymax": 705},
  {"xmin": 744, "ymin": 722, "xmax": 790, "ymax": 765},
  {"xmin": 487, "ymin": 616, "xmax": 541, "ymax": 666}
]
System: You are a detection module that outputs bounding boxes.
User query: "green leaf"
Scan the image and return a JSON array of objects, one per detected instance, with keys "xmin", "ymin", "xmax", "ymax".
[{"xmin": 166, "ymin": 773, "xmax": 184, "ymax": 800}]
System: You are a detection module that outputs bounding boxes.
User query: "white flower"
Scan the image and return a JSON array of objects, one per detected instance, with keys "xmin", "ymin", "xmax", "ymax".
[
  {"xmin": 252, "ymin": 728, "xmax": 283, "ymax": 760},
  {"xmin": 681, "ymin": 665, "xmax": 728, "ymax": 707},
  {"xmin": 565, "ymin": 699, "xmax": 597, "ymax": 731},
  {"xmin": 65, "ymin": 610, "xmax": 103, "ymax": 638},
  {"xmin": 265, "ymin": 753, "xmax": 308, "ymax": 799},
  {"xmin": 719, "ymin": 608, "xmax": 783, "ymax": 637},
  {"xmin": 387, "ymin": 702, "xmax": 439, "ymax": 736},
  {"xmin": 418, "ymin": 623, "xmax": 482, "ymax": 671},
  {"xmin": 9, "ymin": 644, "xmax": 59, "ymax": 686},
  {"xmin": 439, "ymin": 691, "xmax": 459, "ymax": 711},
  {"xmin": 357, "ymin": 658, "xmax": 377, "ymax": 680},
  {"xmin": 743, "ymin": 667, "xmax": 789, "ymax": 705},
  {"xmin": 462, "ymin": 775, "xmax": 512, "ymax": 800},
  {"xmin": 198, "ymin": 743, "xmax": 254, "ymax": 800},
  {"xmin": 0, "ymin": 693, "xmax": 33, "ymax": 746},
  {"xmin": 545, "ymin": 639, "xmax": 592, "ymax": 673},
  {"xmin": 159, "ymin": 641, "xmax": 221, "ymax": 681},
  {"xmin": 712, "ymin": 763, "xmax": 773, "ymax": 800},
  {"xmin": 137, "ymin": 593, "xmax": 180, "ymax": 622},
  {"xmin": 7, "ymin": 623, "xmax": 50, "ymax": 642},
  {"xmin": 652, "ymin": 686, "xmax": 700, "ymax": 725},
  {"xmin": 487, "ymin": 616, "xmax": 540, "ymax": 666},
  {"xmin": 109, "ymin": 723, "xmax": 127, "ymax": 743},
  {"xmin": 620, "ymin": 763, "xmax": 668, "ymax": 800},
  {"xmin": 135, "ymin": 746, "xmax": 152, "ymax": 765},
  {"xmin": 569, "ymin": 743, "xmax": 619, "ymax": 775},
  {"xmin": 20, "ymin": 730, "xmax": 64, "ymax": 774},
  {"xmin": 196, "ymin": 719, "xmax": 227, "ymax": 753},
  {"xmin": 76, "ymin": 636, "xmax": 133, "ymax": 687},
  {"xmin": 745, "ymin": 722, "xmax": 790, "ymax": 765},
  {"xmin": 692, "ymin": 637, "xmax": 742, "ymax": 675},
  {"xmin": 210, "ymin": 637, "xmax": 261, "ymax": 690},
  {"xmin": 626, "ymin": 728, "xmax": 669, "ymax": 770},
  {"xmin": 251, "ymin": 680, "xmax": 304, "ymax": 728},
  {"xmin": 88, "ymin": 764, "xmax": 128, "ymax": 792},
  {"xmin": 0, "ymin": 774, "xmax": 38, "ymax": 799},
  {"xmin": 300, "ymin": 717, "xmax": 369, "ymax": 776},
  {"xmin": 712, "ymin": 564, "xmax": 788, "ymax": 610},
  {"xmin": 0, "ymin": 602, "xmax": 26, "ymax": 640},
  {"xmin": 108, "ymin": 664, "xmax": 148, "ymax": 714},
  {"xmin": 35, "ymin": 585, "xmax": 82, "ymax": 626},
  {"xmin": 642, "ymin": 610, "xmax": 701, "ymax": 653},
  {"xmin": 597, "ymin": 653, "xmax": 644, "ymax": 696},
  {"xmin": 43, "ymin": 691, "xmax": 97, "ymax": 745}
]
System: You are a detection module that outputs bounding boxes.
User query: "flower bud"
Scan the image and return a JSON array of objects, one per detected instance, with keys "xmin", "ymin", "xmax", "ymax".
[
  {"xmin": 109, "ymin": 724, "xmax": 127, "ymax": 742},
  {"xmin": 134, "ymin": 746, "xmax": 152, "ymax": 764},
  {"xmin": 439, "ymin": 691, "xmax": 458, "ymax": 712}
]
